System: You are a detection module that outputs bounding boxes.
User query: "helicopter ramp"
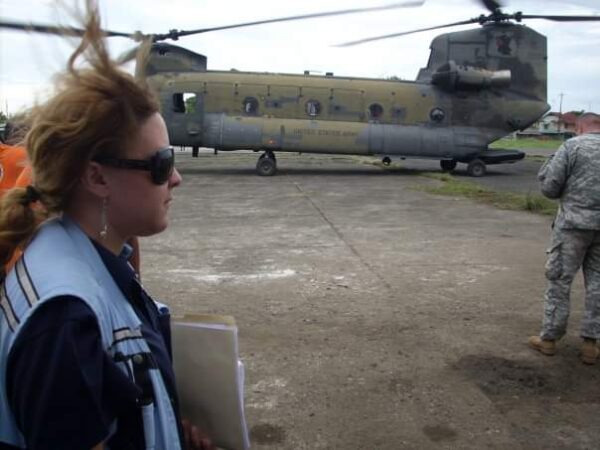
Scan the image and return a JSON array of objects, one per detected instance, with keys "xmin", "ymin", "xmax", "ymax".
[{"xmin": 475, "ymin": 148, "xmax": 525, "ymax": 165}]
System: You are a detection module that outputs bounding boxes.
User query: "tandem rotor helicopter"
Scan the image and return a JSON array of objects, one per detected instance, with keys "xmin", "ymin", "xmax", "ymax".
[{"xmin": 2, "ymin": 0, "xmax": 599, "ymax": 176}]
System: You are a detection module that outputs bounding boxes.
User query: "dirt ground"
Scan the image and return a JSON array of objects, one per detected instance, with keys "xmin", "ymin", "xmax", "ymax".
[{"xmin": 141, "ymin": 150, "xmax": 600, "ymax": 450}]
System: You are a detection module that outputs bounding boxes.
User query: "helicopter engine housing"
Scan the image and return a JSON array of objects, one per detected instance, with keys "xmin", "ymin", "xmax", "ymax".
[{"xmin": 432, "ymin": 60, "xmax": 511, "ymax": 91}]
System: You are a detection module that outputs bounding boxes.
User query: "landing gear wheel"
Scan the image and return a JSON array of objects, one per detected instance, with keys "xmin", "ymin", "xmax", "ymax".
[
  {"xmin": 382, "ymin": 156, "xmax": 391, "ymax": 166},
  {"xmin": 440, "ymin": 159, "xmax": 457, "ymax": 171},
  {"xmin": 256, "ymin": 154, "xmax": 277, "ymax": 176},
  {"xmin": 192, "ymin": 146, "xmax": 199, "ymax": 157},
  {"xmin": 467, "ymin": 159, "xmax": 486, "ymax": 177},
  {"xmin": 259, "ymin": 151, "xmax": 276, "ymax": 162}
]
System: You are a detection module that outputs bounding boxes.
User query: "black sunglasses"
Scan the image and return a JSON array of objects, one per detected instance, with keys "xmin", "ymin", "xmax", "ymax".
[{"xmin": 94, "ymin": 147, "xmax": 175, "ymax": 185}]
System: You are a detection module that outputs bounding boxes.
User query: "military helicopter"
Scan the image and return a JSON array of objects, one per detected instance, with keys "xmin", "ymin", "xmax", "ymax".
[{"xmin": 2, "ymin": 0, "xmax": 599, "ymax": 177}]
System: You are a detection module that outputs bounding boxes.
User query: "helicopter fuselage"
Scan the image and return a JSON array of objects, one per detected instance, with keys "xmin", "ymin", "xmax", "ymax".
[
  {"xmin": 143, "ymin": 22, "xmax": 550, "ymax": 175},
  {"xmin": 150, "ymin": 69, "xmax": 546, "ymax": 161}
]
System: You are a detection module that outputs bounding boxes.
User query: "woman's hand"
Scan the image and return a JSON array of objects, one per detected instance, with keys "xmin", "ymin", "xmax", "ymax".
[{"xmin": 181, "ymin": 418, "xmax": 217, "ymax": 450}]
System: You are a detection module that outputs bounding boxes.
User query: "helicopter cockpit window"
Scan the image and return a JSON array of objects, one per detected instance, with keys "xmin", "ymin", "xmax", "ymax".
[
  {"xmin": 369, "ymin": 103, "xmax": 384, "ymax": 120},
  {"xmin": 305, "ymin": 99, "xmax": 321, "ymax": 117},
  {"xmin": 243, "ymin": 97, "xmax": 259, "ymax": 115},
  {"xmin": 173, "ymin": 93, "xmax": 197, "ymax": 114}
]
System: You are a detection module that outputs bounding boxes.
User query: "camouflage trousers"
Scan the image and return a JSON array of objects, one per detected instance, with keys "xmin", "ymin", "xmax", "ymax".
[{"xmin": 541, "ymin": 227, "xmax": 600, "ymax": 340}]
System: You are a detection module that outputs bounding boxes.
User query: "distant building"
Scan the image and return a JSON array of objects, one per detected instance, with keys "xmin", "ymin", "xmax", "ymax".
[
  {"xmin": 560, "ymin": 112, "xmax": 579, "ymax": 135},
  {"xmin": 518, "ymin": 112, "xmax": 562, "ymax": 137},
  {"xmin": 539, "ymin": 112, "xmax": 561, "ymax": 134},
  {"xmin": 518, "ymin": 110, "xmax": 591, "ymax": 138}
]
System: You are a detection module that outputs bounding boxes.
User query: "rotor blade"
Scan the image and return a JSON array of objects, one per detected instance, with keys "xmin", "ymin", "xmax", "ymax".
[
  {"xmin": 335, "ymin": 18, "xmax": 479, "ymax": 47},
  {"xmin": 152, "ymin": 1, "xmax": 425, "ymax": 42},
  {"xmin": 519, "ymin": 14, "xmax": 600, "ymax": 22},
  {"xmin": 0, "ymin": 20, "xmax": 134, "ymax": 39}
]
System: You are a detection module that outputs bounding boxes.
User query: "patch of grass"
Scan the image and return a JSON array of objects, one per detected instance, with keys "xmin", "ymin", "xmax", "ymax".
[
  {"xmin": 490, "ymin": 137, "xmax": 562, "ymax": 150},
  {"xmin": 522, "ymin": 192, "xmax": 557, "ymax": 215},
  {"xmin": 418, "ymin": 173, "xmax": 557, "ymax": 216},
  {"xmin": 525, "ymin": 154, "xmax": 550, "ymax": 162}
]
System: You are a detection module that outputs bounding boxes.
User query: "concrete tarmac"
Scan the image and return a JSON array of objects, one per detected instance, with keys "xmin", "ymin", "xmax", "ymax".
[{"xmin": 142, "ymin": 151, "xmax": 600, "ymax": 450}]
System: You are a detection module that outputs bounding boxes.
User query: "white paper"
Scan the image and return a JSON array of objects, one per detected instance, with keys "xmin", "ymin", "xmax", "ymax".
[{"xmin": 172, "ymin": 315, "xmax": 249, "ymax": 450}]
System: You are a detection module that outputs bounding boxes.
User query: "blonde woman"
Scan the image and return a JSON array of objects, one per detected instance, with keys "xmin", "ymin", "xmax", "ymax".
[{"xmin": 0, "ymin": 3, "xmax": 212, "ymax": 449}]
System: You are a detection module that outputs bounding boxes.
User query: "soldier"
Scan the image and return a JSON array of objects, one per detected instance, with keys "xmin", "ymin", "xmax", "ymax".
[{"xmin": 529, "ymin": 112, "xmax": 600, "ymax": 364}]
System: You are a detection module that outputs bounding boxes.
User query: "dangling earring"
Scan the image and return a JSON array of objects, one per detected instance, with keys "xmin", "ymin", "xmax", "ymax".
[{"xmin": 99, "ymin": 197, "xmax": 108, "ymax": 239}]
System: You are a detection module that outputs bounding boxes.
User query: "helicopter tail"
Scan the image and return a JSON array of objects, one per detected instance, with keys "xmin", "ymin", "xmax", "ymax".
[{"xmin": 418, "ymin": 23, "xmax": 547, "ymax": 104}]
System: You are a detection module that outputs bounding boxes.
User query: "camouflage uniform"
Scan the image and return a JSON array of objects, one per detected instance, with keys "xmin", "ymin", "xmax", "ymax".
[{"xmin": 537, "ymin": 133, "xmax": 600, "ymax": 340}]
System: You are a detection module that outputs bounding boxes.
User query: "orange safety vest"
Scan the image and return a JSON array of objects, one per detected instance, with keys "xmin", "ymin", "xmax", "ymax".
[
  {"xmin": 0, "ymin": 144, "xmax": 28, "ymax": 196},
  {"xmin": 1, "ymin": 145, "xmax": 30, "ymax": 271},
  {"xmin": 14, "ymin": 163, "xmax": 32, "ymax": 188}
]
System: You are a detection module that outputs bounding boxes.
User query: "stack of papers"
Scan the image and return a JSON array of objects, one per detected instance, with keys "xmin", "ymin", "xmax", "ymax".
[{"xmin": 171, "ymin": 314, "xmax": 249, "ymax": 450}]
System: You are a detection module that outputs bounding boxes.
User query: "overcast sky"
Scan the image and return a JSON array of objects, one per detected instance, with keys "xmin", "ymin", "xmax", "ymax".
[{"xmin": 1, "ymin": 0, "xmax": 599, "ymax": 116}]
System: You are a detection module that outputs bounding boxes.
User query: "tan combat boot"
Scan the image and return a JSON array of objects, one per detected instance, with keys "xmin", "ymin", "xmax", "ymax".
[
  {"xmin": 581, "ymin": 339, "xmax": 599, "ymax": 365},
  {"xmin": 528, "ymin": 336, "xmax": 556, "ymax": 356}
]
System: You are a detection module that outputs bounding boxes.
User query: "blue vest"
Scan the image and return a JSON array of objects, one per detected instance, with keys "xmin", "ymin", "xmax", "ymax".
[{"xmin": 0, "ymin": 216, "xmax": 182, "ymax": 450}]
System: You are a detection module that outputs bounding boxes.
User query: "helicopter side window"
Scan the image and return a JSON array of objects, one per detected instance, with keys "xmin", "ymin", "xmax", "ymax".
[
  {"xmin": 305, "ymin": 99, "xmax": 321, "ymax": 117},
  {"xmin": 243, "ymin": 97, "xmax": 259, "ymax": 115},
  {"xmin": 369, "ymin": 103, "xmax": 384, "ymax": 120},
  {"xmin": 173, "ymin": 92, "xmax": 197, "ymax": 114},
  {"xmin": 430, "ymin": 107, "xmax": 445, "ymax": 123}
]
